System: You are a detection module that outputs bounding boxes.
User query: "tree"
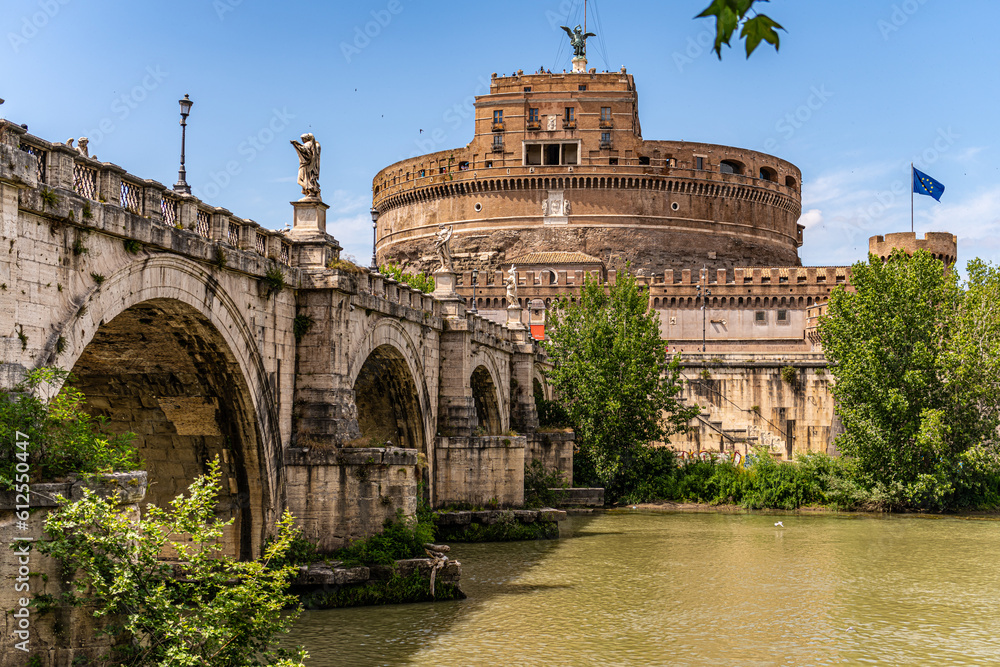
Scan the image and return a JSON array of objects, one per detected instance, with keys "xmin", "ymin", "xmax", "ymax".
[
  {"xmin": 819, "ymin": 250, "xmax": 1000, "ymax": 507},
  {"xmin": 697, "ymin": 0, "xmax": 785, "ymax": 59},
  {"xmin": 543, "ymin": 272, "xmax": 698, "ymax": 498},
  {"xmin": 39, "ymin": 461, "xmax": 307, "ymax": 666}
]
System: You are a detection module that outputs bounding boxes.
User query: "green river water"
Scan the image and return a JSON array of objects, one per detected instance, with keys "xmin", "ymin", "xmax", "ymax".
[{"xmin": 285, "ymin": 510, "xmax": 1000, "ymax": 666}]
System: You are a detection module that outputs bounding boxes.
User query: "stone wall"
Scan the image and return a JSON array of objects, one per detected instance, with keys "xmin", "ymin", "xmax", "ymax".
[
  {"xmin": 284, "ymin": 447, "xmax": 419, "ymax": 552},
  {"xmin": 526, "ymin": 430, "xmax": 575, "ymax": 486},
  {"xmin": 0, "ymin": 472, "xmax": 147, "ymax": 666},
  {"xmin": 670, "ymin": 354, "xmax": 838, "ymax": 459},
  {"xmin": 434, "ymin": 435, "xmax": 526, "ymax": 507}
]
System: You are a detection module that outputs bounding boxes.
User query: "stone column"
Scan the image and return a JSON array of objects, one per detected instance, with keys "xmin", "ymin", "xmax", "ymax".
[
  {"xmin": 435, "ymin": 269, "xmax": 477, "ymax": 438},
  {"xmin": 510, "ymin": 344, "xmax": 539, "ymax": 433}
]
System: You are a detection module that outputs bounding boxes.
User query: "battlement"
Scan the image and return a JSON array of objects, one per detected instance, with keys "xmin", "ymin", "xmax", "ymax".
[{"xmin": 869, "ymin": 232, "xmax": 957, "ymax": 265}]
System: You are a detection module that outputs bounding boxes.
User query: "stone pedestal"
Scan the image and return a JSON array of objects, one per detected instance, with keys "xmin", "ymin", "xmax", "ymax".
[
  {"xmin": 433, "ymin": 269, "xmax": 465, "ymax": 318},
  {"xmin": 507, "ymin": 305, "xmax": 526, "ymax": 329},
  {"xmin": 290, "ymin": 198, "xmax": 328, "ymax": 235},
  {"xmin": 572, "ymin": 56, "xmax": 587, "ymax": 73}
]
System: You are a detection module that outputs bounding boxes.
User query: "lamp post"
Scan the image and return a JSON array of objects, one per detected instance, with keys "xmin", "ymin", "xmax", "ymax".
[
  {"xmin": 369, "ymin": 207, "xmax": 380, "ymax": 272},
  {"xmin": 471, "ymin": 269, "xmax": 479, "ymax": 312},
  {"xmin": 697, "ymin": 266, "xmax": 711, "ymax": 353},
  {"xmin": 173, "ymin": 95, "xmax": 193, "ymax": 194}
]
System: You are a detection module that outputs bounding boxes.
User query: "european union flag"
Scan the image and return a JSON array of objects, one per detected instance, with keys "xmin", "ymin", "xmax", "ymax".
[{"xmin": 913, "ymin": 167, "xmax": 945, "ymax": 201}]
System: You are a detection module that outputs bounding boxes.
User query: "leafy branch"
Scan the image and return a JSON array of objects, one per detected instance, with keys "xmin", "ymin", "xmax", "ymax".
[{"xmin": 696, "ymin": 0, "xmax": 785, "ymax": 59}]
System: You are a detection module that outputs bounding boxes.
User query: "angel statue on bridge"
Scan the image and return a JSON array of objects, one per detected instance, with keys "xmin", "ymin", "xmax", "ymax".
[
  {"xmin": 561, "ymin": 24, "xmax": 596, "ymax": 59},
  {"xmin": 433, "ymin": 225, "xmax": 454, "ymax": 272},
  {"xmin": 506, "ymin": 264, "xmax": 519, "ymax": 308},
  {"xmin": 291, "ymin": 133, "xmax": 321, "ymax": 200}
]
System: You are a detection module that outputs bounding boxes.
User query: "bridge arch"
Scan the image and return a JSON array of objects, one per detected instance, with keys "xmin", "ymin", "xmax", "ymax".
[
  {"xmin": 471, "ymin": 365, "xmax": 502, "ymax": 435},
  {"xmin": 348, "ymin": 319, "xmax": 432, "ymax": 455},
  {"xmin": 58, "ymin": 256, "xmax": 281, "ymax": 561}
]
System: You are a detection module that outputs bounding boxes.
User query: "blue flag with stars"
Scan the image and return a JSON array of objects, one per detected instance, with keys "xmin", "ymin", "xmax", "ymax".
[{"xmin": 913, "ymin": 167, "xmax": 945, "ymax": 201}]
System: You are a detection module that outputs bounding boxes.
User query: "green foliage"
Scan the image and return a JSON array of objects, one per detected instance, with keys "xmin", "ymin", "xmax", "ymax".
[
  {"xmin": 524, "ymin": 459, "xmax": 568, "ymax": 508},
  {"xmin": 293, "ymin": 314, "xmax": 314, "ymax": 342},
  {"xmin": 326, "ymin": 258, "xmax": 365, "ymax": 274},
  {"xmin": 780, "ymin": 365, "xmax": 797, "ymax": 384},
  {"xmin": 40, "ymin": 188, "xmax": 59, "ymax": 209},
  {"xmin": 533, "ymin": 382, "xmax": 572, "ymax": 428},
  {"xmin": 123, "ymin": 238, "xmax": 142, "ymax": 254},
  {"xmin": 90, "ymin": 272, "xmax": 105, "ymax": 286},
  {"xmin": 264, "ymin": 525, "xmax": 321, "ymax": 570},
  {"xmin": 543, "ymin": 271, "xmax": 699, "ymax": 498},
  {"xmin": 262, "ymin": 265, "xmax": 286, "ymax": 298},
  {"xmin": 0, "ymin": 367, "xmax": 140, "ymax": 487},
  {"xmin": 696, "ymin": 0, "xmax": 784, "ymax": 59},
  {"xmin": 380, "ymin": 263, "xmax": 435, "ymax": 293},
  {"xmin": 15, "ymin": 324, "xmax": 27, "ymax": 350},
  {"xmin": 438, "ymin": 511, "xmax": 560, "ymax": 542},
  {"xmin": 55, "ymin": 335, "xmax": 66, "ymax": 354},
  {"xmin": 214, "ymin": 246, "xmax": 228, "ymax": 268},
  {"xmin": 817, "ymin": 249, "xmax": 1000, "ymax": 509},
  {"xmin": 333, "ymin": 509, "xmax": 435, "ymax": 567},
  {"xmin": 82, "ymin": 201, "xmax": 92, "ymax": 220},
  {"xmin": 71, "ymin": 238, "xmax": 88, "ymax": 256},
  {"xmin": 38, "ymin": 460, "xmax": 307, "ymax": 666},
  {"xmin": 299, "ymin": 571, "xmax": 463, "ymax": 609}
]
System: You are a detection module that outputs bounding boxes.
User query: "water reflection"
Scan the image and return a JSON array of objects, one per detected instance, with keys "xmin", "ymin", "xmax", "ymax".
[{"xmin": 286, "ymin": 512, "xmax": 1000, "ymax": 666}]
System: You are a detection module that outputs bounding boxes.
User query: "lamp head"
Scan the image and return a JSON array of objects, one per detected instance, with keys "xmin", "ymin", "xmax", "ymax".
[{"xmin": 179, "ymin": 94, "xmax": 193, "ymax": 117}]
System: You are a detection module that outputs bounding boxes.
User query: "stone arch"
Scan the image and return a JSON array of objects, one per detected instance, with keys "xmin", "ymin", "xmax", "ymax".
[
  {"xmin": 352, "ymin": 344, "xmax": 426, "ymax": 454},
  {"xmin": 59, "ymin": 256, "xmax": 279, "ymax": 561},
  {"xmin": 471, "ymin": 365, "xmax": 502, "ymax": 435},
  {"xmin": 348, "ymin": 319, "xmax": 432, "ymax": 456}
]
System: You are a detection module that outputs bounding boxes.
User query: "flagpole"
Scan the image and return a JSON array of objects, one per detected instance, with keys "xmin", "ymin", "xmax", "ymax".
[{"xmin": 910, "ymin": 163, "xmax": 914, "ymax": 233}]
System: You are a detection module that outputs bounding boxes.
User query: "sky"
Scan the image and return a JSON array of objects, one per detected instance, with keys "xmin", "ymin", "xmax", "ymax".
[{"xmin": 3, "ymin": 0, "xmax": 999, "ymax": 271}]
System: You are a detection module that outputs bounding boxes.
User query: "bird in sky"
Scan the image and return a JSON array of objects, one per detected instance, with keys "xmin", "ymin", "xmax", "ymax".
[{"xmin": 774, "ymin": 521, "xmax": 784, "ymax": 527}]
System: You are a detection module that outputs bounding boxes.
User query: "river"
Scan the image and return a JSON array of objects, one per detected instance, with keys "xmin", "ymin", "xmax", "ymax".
[{"xmin": 285, "ymin": 510, "xmax": 1000, "ymax": 666}]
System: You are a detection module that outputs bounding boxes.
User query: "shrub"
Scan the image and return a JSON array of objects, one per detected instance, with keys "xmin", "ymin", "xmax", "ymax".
[
  {"xmin": 524, "ymin": 459, "xmax": 568, "ymax": 508},
  {"xmin": 780, "ymin": 366, "xmax": 797, "ymax": 384},
  {"xmin": 380, "ymin": 263, "xmax": 435, "ymax": 293},
  {"xmin": 334, "ymin": 509, "xmax": 435, "ymax": 566},
  {"xmin": 262, "ymin": 265, "xmax": 286, "ymax": 298},
  {"xmin": 0, "ymin": 367, "xmax": 140, "ymax": 487}
]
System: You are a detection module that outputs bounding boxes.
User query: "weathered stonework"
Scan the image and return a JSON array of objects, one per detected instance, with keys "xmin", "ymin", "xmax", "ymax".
[{"xmin": 434, "ymin": 435, "xmax": 526, "ymax": 507}]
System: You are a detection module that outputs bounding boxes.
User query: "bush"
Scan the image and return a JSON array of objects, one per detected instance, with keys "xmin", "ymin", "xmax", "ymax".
[
  {"xmin": 0, "ymin": 367, "xmax": 140, "ymax": 488},
  {"xmin": 380, "ymin": 263, "xmax": 435, "ymax": 293},
  {"xmin": 39, "ymin": 460, "xmax": 306, "ymax": 666},
  {"xmin": 334, "ymin": 509, "xmax": 435, "ymax": 566},
  {"xmin": 524, "ymin": 459, "xmax": 568, "ymax": 508}
]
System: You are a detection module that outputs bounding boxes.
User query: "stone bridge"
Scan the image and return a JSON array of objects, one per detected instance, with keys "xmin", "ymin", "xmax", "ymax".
[{"xmin": 0, "ymin": 121, "xmax": 563, "ymax": 559}]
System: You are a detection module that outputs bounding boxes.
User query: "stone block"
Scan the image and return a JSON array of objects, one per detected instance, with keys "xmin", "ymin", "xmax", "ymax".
[{"xmin": 537, "ymin": 508, "xmax": 567, "ymax": 523}]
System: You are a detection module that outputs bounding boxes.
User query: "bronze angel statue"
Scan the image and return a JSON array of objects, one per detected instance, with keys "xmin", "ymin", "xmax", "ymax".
[{"xmin": 561, "ymin": 24, "xmax": 596, "ymax": 58}]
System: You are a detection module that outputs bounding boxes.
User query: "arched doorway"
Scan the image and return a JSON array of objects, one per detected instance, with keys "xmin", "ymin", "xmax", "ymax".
[
  {"xmin": 471, "ymin": 365, "xmax": 502, "ymax": 435},
  {"xmin": 353, "ymin": 344, "xmax": 425, "ymax": 452},
  {"xmin": 68, "ymin": 298, "xmax": 265, "ymax": 561}
]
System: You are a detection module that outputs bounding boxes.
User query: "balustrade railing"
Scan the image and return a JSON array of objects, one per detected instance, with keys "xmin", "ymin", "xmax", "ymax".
[
  {"xmin": 18, "ymin": 142, "xmax": 47, "ymax": 183},
  {"xmin": 279, "ymin": 242, "xmax": 290, "ymax": 265},
  {"xmin": 254, "ymin": 231, "xmax": 267, "ymax": 255},
  {"xmin": 120, "ymin": 180, "xmax": 143, "ymax": 213},
  {"xmin": 227, "ymin": 220, "xmax": 240, "ymax": 246},
  {"xmin": 161, "ymin": 197, "xmax": 178, "ymax": 227},
  {"xmin": 73, "ymin": 163, "xmax": 98, "ymax": 199},
  {"xmin": 196, "ymin": 209, "xmax": 210, "ymax": 238}
]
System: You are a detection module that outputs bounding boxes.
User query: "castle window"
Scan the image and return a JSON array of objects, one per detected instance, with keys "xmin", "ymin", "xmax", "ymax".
[
  {"xmin": 759, "ymin": 167, "xmax": 778, "ymax": 182},
  {"xmin": 528, "ymin": 108, "xmax": 539, "ymax": 123},
  {"xmin": 493, "ymin": 110, "xmax": 503, "ymax": 123},
  {"xmin": 526, "ymin": 144, "xmax": 542, "ymax": 165},
  {"xmin": 720, "ymin": 160, "xmax": 744, "ymax": 175},
  {"xmin": 639, "ymin": 156, "xmax": 650, "ymax": 165},
  {"xmin": 777, "ymin": 310, "xmax": 788, "ymax": 322},
  {"xmin": 485, "ymin": 160, "xmax": 493, "ymax": 168},
  {"xmin": 755, "ymin": 311, "xmax": 767, "ymax": 324},
  {"xmin": 524, "ymin": 86, "xmax": 532, "ymax": 92},
  {"xmin": 786, "ymin": 176, "xmax": 798, "ymax": 189},
  {"xmin": 492, "ymin": 134, "xmax": 504, "ymax": 152},
  {"xmin": 601, "ymin": 107, "xmax": 612, "ymax": 121},
  {"xmin": 696, "ymin": 156, "xmax": 705, "ymax": 170},
  {"xmin": 779, "ymin": 276, "xmax": 788, "ymax": 284},
  {"xmin": 459, "ymin": 161, "xmax": 470, "ymax": 171},
  {"xmin": 600, "ymin": 132, "xmax": 612, "ymax": 149},
  {"xmin": 609, "ymin": 157, "xmax": 618, "ymax": 166},
  {"xmin": 418, "ymin": 169, "xmax": 425, "ymax": 177},
  {"xmin": 578, "ymin": 84, "xmax": 587, "ymax": 91}
]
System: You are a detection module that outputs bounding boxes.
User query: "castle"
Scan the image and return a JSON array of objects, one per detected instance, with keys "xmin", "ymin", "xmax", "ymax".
[{"xmin": 372, "ymin": 57, "xmax": 958, "ymax": 456}]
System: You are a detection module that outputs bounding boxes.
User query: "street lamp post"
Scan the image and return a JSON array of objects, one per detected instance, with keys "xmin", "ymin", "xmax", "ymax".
[
  {"xmin": 369, "ymin": 207, "xmax": 380, "ymax": 272},
  {"xmin": 697, "ymin": 266, "xmax": 711, "ymax": 353},
  {"xmin": 173, "ymin": 95, "xmax": 193, "ymax": 194},
  {"xmin": 471, "ymin": 269, "xmax": 479, "ymax": 312}
]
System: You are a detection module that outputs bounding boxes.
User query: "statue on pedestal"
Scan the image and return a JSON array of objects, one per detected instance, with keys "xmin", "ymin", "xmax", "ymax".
[
  {"xmin": 506, "ymin": 264, "xmax": 519, "ymax": 307},
  {"xmin": 561, "ymin": 25, "xmax": 596, "ymax": 58},
  {"xmin": 291, "ymin": 133, "xmax": 321, "ymax": 200},
  {"xmin": 433, "ymin": 225, "xmax": 454, "ymax": 272}
]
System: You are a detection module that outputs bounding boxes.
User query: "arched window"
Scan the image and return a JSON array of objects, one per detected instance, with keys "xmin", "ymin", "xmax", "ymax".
[
  {"xmin": 785, "ymin": 176, "xmax": 798, "ymax": 190},
  {"xmin": 759, "ymin": 167, "xmax": 778, "ymax": 182},
  {"xmin": 720, "ymin": 160, "xmax": 744, "ymax": 175}
]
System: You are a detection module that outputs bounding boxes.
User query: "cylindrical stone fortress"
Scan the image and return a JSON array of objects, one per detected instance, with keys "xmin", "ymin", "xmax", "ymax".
[{"xmin": 372, "ymin": 68, "xmax": 803, "ymax": 274}]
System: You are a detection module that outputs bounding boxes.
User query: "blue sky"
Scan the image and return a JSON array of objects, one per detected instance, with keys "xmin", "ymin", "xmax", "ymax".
[{"xmin": 4, "ymin": 0, "xmax": 998, "ymax": 270}]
